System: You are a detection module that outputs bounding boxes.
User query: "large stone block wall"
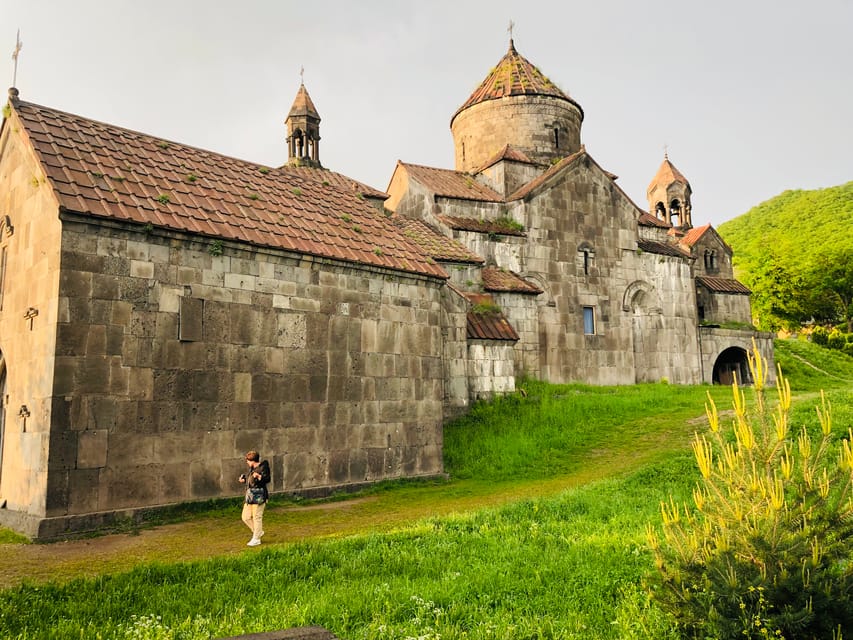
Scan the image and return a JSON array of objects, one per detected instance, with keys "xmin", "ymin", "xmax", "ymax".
[
  {"xmin": 519, "ymin": 162, "xmax": 644, "ymax": 384},
  {"xmin": 493, "ymin": 291, "xmax": 540, "ymax": 378},
  {"xmin": 0, "ymin": 122, "xmax": 63, "ymax": 526},
  {"xmin": 624, "ymin": 252, "xmax": 702, "ymax": 384},
  {"xmin": 467, "ymin": 340, "xmax": 516, "ymax": 399},
  {"xmin": 478, "ymin": 161, "xmax": 543, "ymax": 197},
  {"xmin": 452, "ymin": 96, "xmax": 583, "ymax": 172},
  {"xmin": 43, "ymin": 217, "xmax": 447, "ymax": 535},
  {"xmin": 440, "ymin": 286, "xmax": 470, "ymax": 418},
  {"xmin": 699, "ymin": 291, "xmax": 752, "ymax": 325}
]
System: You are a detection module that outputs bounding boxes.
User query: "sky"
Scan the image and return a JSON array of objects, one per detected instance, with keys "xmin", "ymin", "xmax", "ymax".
[{"xmin": 1, "ymin": 0, "xmax": 851, "ymax": 227}]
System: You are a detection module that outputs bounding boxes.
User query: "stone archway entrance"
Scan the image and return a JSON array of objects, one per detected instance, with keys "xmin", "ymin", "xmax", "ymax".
[{"xmin": 712, "ymin": 346, "xmax": 750, "ymax": 385}]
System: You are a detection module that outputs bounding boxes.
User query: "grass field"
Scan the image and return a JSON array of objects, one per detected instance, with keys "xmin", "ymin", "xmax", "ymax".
[{"xmin": 0, "ymin": 338, "xmax": 850, "ymax": 639}]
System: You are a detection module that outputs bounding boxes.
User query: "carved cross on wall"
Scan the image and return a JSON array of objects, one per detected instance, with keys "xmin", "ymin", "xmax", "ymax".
[{"xmin": 24, "ymin": 306, "xmax": 38, "ymax": 330}]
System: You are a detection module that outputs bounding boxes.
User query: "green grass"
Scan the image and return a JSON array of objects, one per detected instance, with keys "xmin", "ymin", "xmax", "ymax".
[{"xmin": 0, "ymin": 339, "xmax": 850, "ymax": 639}]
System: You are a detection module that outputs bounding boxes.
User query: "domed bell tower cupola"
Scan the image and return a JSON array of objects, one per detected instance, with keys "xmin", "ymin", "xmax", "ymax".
[
  {"xmin": 286, "ymin": 81, "xmax": 322, "ymax": 168},
  {"xmin": 450, "ymin": 37, "xmax": 584, "ymax": 173},
  {"xmin": 647, "ymin": 153, "xmax": 693, "ymax": 229}
]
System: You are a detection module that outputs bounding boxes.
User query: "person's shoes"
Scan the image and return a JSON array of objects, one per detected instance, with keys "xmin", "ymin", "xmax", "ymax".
[
  {"xmin": 258, "ymin": 530, "xmax": 265, "ymax": 538},
  {"xmin": 247, "ymin": 538, "xmax": 261, "ymax": 547}
]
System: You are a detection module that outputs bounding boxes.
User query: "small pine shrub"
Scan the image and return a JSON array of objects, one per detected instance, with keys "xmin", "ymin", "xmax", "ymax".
[{"xmin": 648, "ymin": 342, "xmax": 853, "ymax": 639}]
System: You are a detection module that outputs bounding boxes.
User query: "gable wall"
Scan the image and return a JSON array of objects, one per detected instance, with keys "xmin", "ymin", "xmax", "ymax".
[
  {"xmin": 0, "ymin": 122, "xmax": 63, "ymax": 523},
  {"xmin": 519, "ymin": 160, "xmax": 643, "ymax": 384},
  {"xmin": 692, "ymin": 233, "xmax": 734, "ymax": 279},
  {"xmin": 38, "ymin": 219, "xmax": 447, "ymax": 538}
]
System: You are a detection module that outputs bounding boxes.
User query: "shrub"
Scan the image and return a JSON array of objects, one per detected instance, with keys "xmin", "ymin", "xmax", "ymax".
[
  {"xmin": 648, "ymin": 342, "xmax": 853, "ymax": 639},
  {"xmin": 812, "ymin": 325, "xmax": 829, "ymax": 346},
  {"xmin": 827, "ymin": 329, "xmax": 848, "ymax": 351}
]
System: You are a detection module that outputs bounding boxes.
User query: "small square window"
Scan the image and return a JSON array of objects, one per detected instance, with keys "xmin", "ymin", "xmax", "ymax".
[{"xmin": 582, "ymin": 306, "xmax": 595, "ymax": 335}]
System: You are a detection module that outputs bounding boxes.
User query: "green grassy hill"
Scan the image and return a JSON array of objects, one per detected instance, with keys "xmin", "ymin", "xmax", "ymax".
[
  {"xmin": 0, "ymin": 340, "xmax": 850, "ymax": 639},
  {"xmin": 719, "ymin": 181, "xmax": 853, "ymax": 265},
  {"xmin": 718, "ymin": 181, "xmax": 853, "ymax": 330}
]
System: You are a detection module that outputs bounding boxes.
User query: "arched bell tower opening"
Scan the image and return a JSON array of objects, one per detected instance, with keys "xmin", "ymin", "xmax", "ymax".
[
  {"xmin": 647, "ymin": 154, "xmax": 692, "ymax": 229},
  {"xmin": 712, "ymin": 346, "xmax": 750, "ymax": 385}
]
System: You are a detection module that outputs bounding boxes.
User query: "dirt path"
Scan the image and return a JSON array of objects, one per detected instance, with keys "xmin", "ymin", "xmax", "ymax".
[{"xmin": 0, "ymin": 414, "xmax": 696, "ymax": 590}]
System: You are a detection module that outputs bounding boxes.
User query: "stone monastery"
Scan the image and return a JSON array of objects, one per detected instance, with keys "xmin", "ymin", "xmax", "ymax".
[{"xmin": 0, "ymin": 38, "xmax": 772, "ymax": 538}]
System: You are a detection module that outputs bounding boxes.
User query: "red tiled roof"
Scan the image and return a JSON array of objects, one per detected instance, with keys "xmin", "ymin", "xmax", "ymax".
[
  {"xmin": 637, "ymin": 239, "xmax": 692, "ymax": 258},
  {"xmin": 482, "ymin": 267, "xmax": 542, "ymax": 294},
  {"xmin": 679, "ymin": 223, "xmax": 711, "ymax": 247},
  {"xmin": 452, "ymin": 40, "xmax": 583, "ymax": 123},
  {"xmin": 287, "ymin": 83, "xmax": 320, "ymax": 120},
  {"xmin": 392, "ymin": 218, "xmax": 483, "ymax": 263},
  {"xmin": 696, "ymin": 275, "xmax": 751, "ymax": 295},
  {"xmin": 638, "ymin": 211, "xmax": 671, "ymax": 228},
  {"xmin": 439, "ymin": 215, "xmax": 525, "ymax": 237},
  {"xmin": 281, "ymin": 165, "xmax": 387, "ymax": 200},
  {"xmin": 647, "ymin": 155, "xmax": 690, "ymax": 192},
  {"xmin": 476, "ymin": 144, "xmax": 536, "ymax": 172},
  {"xmin": 463, "ymin": 293, "xmax": 519, "ymax": 341},
  {"xmin": 400, "ymin": 162, "xmax": 504, "ymax": 202},
  {"xmin": 10, "ymin": 98, "xmax": 444, "ymax": 279}
]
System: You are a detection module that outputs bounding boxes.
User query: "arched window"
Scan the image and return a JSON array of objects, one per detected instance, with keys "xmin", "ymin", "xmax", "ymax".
[
  {"xmin": 670, "ymin": 199, "xmax": 681, "ymax": 226},
  {"xmin": 655, "ymin": 202, "xmax": 666, "ymax": 220}
]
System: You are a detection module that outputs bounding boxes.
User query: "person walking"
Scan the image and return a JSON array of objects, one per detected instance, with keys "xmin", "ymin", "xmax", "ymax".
[{"xmin": 239, "ymin": 450, "xmax": 270, "ymax": 546}]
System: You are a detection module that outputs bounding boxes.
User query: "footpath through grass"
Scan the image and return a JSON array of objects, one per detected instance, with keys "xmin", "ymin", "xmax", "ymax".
[{"xmin": 0, "ymin": 338, "xmax": 850, "ymax": 639}]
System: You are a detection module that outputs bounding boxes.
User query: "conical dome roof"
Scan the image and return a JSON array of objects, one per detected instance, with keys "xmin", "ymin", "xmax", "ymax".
[
  {"xmin": 452, "ymin": 39, "xmax": 582, "ymax": 123},
  {"xmin": 288, "ymin": 83, "xmax": 320, "ymax": 120},
  {"xmin": 648, "ymin": 155, "xmax": 690, "ymax": 193}
]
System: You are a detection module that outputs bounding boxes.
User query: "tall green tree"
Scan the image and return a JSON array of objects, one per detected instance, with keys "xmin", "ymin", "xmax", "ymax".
[{"xmin": 807, "ymin": 248, "xmax": 853, "ymax": 332}]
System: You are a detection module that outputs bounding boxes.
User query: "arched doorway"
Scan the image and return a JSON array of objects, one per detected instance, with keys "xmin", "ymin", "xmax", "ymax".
[{"xmin": 712, "ymin": 346, "xmax": 750, "ymax": 385}]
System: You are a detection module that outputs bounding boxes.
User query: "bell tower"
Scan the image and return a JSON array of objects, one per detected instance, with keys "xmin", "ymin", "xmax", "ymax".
[
  {"xmin": 647, "ymin": 153, "xmax": 692, "ymax": 229},
  {"xmin": 286, "ymin": 79, "xmax": 321, "ymax": 168}
]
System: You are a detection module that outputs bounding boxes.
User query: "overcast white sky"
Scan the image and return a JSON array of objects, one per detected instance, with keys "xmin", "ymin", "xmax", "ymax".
[{"xmin": 2, "ymin": 0, "xmax": 851, "ymax": 226}]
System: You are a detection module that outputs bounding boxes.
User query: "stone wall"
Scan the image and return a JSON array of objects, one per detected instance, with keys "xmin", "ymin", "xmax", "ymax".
[
  {"xmin": 38, "ymin": 216, "xmax": 447, "ymax": 537},
  {"xmin": 0, "ymin": 121, "xmax": 63, "ymax": 527},
  {"xmin": 699, "ymin": 327, "xmax": 776, "ymax": 385},
  {"xmin": 440, "ymin": 286, "xmax": 470, "ymax": 418},
  {"xmin": 624, "ymin": 252, "xmax": 702, "ymax": 384},
  {"xmin": 451, "ymin": 96, "xmax": 582, "ymax": 172},
  {"xmin": 698, "ymin": 290, "xmax": 752, "ymax": 325},
  {"xmin": 467, "ymin": 340, "xmax": 516, "ymax": 399},
  {"xmin": 519, "ymin": 159, "xmax": 645, "ymax": 384}
]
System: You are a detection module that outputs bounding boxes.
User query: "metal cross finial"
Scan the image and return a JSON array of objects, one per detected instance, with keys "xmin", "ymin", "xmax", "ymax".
[
  {"xmin": 663, "ymin": 143, "xmax": 669, "ymax": 160},
  {"xmin": 11, "ymin": 29, "xmax": 22, "ymax": 87},
  {"xmin": 508, "ymin": 20, "xmax": 515, "ymax": 41},
  {"xmin": 300, "ymin": 66, "xmax": 304, "ymax": 85}
]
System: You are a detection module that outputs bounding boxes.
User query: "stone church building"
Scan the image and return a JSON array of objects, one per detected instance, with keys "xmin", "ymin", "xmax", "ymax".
[{"xmin": 0, "ymin": 38, "xmax": 771, "ymax": 538}]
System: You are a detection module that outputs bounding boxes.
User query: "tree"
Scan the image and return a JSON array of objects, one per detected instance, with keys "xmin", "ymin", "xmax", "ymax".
[
  {"xmin": 808, "ymin": 249, "xmax": 853, "ymax": 333},
  {"xmin": 648, "ymin": 343, "xmax": 853, "ymax": 639}
]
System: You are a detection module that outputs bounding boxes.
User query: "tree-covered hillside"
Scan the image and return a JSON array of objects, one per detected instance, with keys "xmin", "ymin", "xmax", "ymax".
[{"xmin": 718, "ymin": 181, "xmax": 853, "ymax": 331}]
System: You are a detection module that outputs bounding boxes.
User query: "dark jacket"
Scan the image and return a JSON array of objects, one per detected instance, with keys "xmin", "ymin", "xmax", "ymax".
[{"xmin": 246, "ymin": 460, "xmax": 271, "ymax": 502}]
